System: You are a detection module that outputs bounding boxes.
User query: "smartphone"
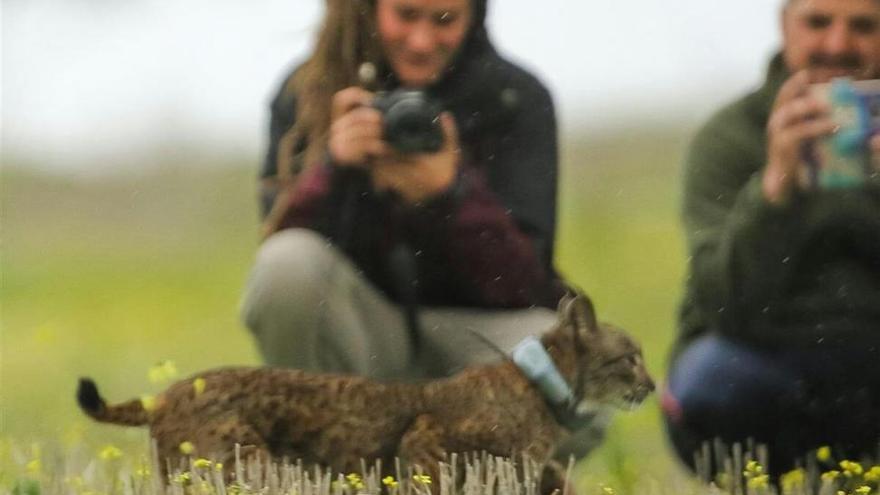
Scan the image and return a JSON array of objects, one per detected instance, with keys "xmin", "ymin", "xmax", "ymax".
[{"xmin": 804, "ymin": 78, "xmax": 880, "ymax": 189}]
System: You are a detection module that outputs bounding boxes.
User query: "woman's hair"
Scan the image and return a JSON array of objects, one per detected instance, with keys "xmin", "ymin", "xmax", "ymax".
[{"xmin": 277, "ymin": 0, "xmax": 383, "ymax": 180}]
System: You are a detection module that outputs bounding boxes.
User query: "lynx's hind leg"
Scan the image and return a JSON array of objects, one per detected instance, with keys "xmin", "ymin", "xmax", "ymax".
[{"xmin": 153, "ymin": 417, "xmax": 271, "ymax": 481}]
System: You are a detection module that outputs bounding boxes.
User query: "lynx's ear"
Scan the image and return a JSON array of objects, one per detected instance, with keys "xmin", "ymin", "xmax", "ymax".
[
  {"xmin": 558, "ymin": 289, "xmax": 599, "ymax": 336},
  {"xmin": 556, "ymin": 291, "xmax": 575, "ymax": 315}
]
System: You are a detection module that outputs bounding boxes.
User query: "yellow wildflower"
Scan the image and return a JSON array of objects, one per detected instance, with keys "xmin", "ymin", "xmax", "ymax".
[
  {"xmin": 744, "ymin": 460, "xmax": 764, "ymax": 476},
  {"xmin": 140, "ymin": 395, "xmax": 156, "ymax": 412},
  {"xmin": 817, "ymin": 446, "xmax": 832, "ymax": 462},
  {"xmin": 161, "ymin": 359, "xmax": 178, "ymax": 378},
  {"xmin": 382, "ymin": 476, "xmax": 398, "ymax": 488},
  {"xmin": 194, "ymin": 458, "xmax": 213, "ymax": 469},
  {"xmin": 25, "ymin": 459, "xmax": 41, "ymax": 476},
  {"xmin": 412, "ymin": 474, "xmax": 432, "ymax": 485},
  {"xmin": 781, "ymin": 468, "xmax": 805, "ymax": 493},
  {"xmin": 193, "ymin": 378, "xmax": 207, "ymax": 396},
  {"xmin": 841, "ymin": 460, "xmax": 864, "ymax": 477},
  {"xmin": 173, "ymin": 472, "xmax": 191, "ymax": 485},
  {"xmin": 135, "ymin": 466, "xmax": 151, "ymax": 478},
  {"xmin": 855, "ymin": 486, "xmax": 872, "ymax": 495},
  {"xmin": 346, "ymin": 473, "xmax": 365, "ymax": 489},
  {"xmin": 148, "ymin": 360, "xmax": 179, "ymax": 385},
  {"xmin": 214, "ymin": 463, "xmax": 224, "ymax": 472},
  {"xmin": 747, "ymin": 474, "xmax": 770, "ymax": 490},
  {"xmin": 600, "ymin": 485, "xmax": 616, "ymax": 495},
  {"xmin": 98, "ymin": 445, "xmax": 123, "ymax": 461},
  {"xmin": 179, "ymin": 441, "xmax": 195, "ymax": 455},
  {"xmin": 822, "ymin": 470, "xmax": 841, "ymax": 482},
  {"xmin": 865, "ymin": 466, "xmax": 880, "ymax": 482}
]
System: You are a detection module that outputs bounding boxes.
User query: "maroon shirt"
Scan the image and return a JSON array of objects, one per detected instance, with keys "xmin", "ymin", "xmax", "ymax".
[{"xmin": 273, "ymin": 161, "xmax": 565, "ymax": 308}]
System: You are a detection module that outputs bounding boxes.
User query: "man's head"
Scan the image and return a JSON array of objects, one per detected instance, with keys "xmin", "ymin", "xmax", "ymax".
[{"xmin": 781, "ymin": 0, "xmax": 880, "ymax": 82}]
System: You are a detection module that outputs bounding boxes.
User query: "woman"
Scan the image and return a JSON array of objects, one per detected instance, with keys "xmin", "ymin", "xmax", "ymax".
[{"xmin": 241, "ymin": 0, "xmax": 568, "ymax": 381}]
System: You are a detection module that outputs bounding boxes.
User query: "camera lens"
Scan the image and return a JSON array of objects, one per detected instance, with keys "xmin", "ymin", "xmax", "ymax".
[{"xmin": 376, "ymin": 90, "xmax": 443, "ymax": 154}]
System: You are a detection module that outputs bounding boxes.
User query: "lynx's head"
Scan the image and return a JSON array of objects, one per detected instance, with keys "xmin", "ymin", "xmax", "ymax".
[{"xmin": 548, "ymin": 292, "xmax": 655, "ymax": 414}]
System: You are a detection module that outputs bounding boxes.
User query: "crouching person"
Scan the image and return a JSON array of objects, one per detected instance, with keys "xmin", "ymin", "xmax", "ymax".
[
  {"xmin": 240, "ymin": 0, "xmax": 609, "ymax": 471},
  {"xmin": 663, "ymin": 0, "xmax": 880, "ymax": 476}
]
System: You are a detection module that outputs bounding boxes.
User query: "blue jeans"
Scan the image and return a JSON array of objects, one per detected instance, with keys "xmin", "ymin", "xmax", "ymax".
[{"xmin": 662, "ymin": 333, "xmax": 880, "ymax": 474}]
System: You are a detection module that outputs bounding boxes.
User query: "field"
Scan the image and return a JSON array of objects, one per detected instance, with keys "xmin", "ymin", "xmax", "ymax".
[{"xmin": 1, "ymin": 128, "xmax": 696, "ymax": 493}]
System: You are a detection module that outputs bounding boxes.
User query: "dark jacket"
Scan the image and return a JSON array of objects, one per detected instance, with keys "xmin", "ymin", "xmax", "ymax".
[
  {"xmin": 259, "ymin": 1, "xmax": 566, "ymax": 309},
  {"xmin": 674, "ymin": 53, "xmax": 880, "ymax": 356}
]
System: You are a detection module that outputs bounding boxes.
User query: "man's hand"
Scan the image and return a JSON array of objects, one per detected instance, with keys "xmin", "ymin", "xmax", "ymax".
[
  {"xmin": 328, "ymin": 87, "xmax": 390, "ymax": 167},
  {"xmin": 370, "ymin": 112, "xmax": 461, "ymax": 204},
  {"xmin": 764, "ymin": 71, "xmax": 838, "ymax": 205},
  {"xmin": 871, "ymin": 134, "xmax": 880, "ymax": 174}
]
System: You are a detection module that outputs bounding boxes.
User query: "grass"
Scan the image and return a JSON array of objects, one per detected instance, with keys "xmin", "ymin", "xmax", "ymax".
[
  {"xmin": 7, "ymin": 446, "xmax": 557, "ymax": 495},
  {"xmin": 4, "ymin": 440, "xmax": 879, "ymax": 495},
  {"xmin": 3, "ymin": 128, "xmax": 695, "ymax": 493}
]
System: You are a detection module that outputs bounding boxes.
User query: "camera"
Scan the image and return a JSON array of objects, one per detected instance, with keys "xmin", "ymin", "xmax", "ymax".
[
  {"xmin": 373, "ymin": 89, "xmax": 444, "ymax": 154},
  {"xmin": 804, "ymin": 78, "xmax": 880, "ymax": 189}
]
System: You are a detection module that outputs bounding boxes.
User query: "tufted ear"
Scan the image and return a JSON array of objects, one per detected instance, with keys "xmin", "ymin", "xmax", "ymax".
[
  {"xmin": 557, "ymin": 288, "xmax": 599, "ymax": 336},
  {"xmin": 556, "ymin": 291, "xmax": 575, "ymax": 316}
]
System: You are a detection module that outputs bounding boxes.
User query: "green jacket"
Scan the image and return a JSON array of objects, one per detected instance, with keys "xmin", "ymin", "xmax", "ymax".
[{"xmin": 675, "ymin": 53, "xmax": 880, "ymax": 356}]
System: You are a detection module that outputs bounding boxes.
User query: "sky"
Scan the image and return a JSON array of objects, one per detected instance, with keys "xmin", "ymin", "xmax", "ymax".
[{"xmin": 3, "ymin": 0, "xmax": 785, "ymax": 172}]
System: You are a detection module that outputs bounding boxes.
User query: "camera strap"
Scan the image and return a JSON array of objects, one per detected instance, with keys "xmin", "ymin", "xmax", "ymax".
[
  {"xmin": 388, "ymin": 241, "xmax": 423, "ymax": 354},
  {"xmin": 385, "ymin": 193, "xmax": 424, "ymax": 357},
  {"xmin": 335, "ymin": 178, "xmax": 424, "ymax": 359}
]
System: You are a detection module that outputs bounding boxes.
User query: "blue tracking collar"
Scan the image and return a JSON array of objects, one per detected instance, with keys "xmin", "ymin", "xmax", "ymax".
[{"xmin": 511, "ymin": 336, "xmax": 574, "ymax": 407}]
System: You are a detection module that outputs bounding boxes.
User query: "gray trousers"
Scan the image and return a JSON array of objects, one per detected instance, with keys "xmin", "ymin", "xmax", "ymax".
[{"xmin": 239, "ymin": 229, "xmax": 609, "ymax": 458}]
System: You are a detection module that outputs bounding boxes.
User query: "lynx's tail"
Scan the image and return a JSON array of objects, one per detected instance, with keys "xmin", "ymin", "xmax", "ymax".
[{"xmin": 77, "ymin": 378, "xmax": 150, "ymax": 426}]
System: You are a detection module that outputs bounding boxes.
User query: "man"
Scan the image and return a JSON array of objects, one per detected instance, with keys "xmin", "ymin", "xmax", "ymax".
[{"xmin": 663, "ymin": 0, "xmax": 880, "ymax": 475}]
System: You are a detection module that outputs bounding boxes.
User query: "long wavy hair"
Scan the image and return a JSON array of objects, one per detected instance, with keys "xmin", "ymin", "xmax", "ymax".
[{"xmin": 275, "ymin": 0, "xmax": 384, "ymax": 181}]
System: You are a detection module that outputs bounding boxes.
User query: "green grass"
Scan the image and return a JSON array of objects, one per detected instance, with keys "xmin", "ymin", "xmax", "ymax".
[{"xmin": 1, "ymin": 128, "xmax": 694, "ymax": 492}]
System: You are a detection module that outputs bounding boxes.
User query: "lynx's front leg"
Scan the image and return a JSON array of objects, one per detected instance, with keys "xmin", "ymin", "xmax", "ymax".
[
  {"xmin": 540, "ymin": 459, "xmax": 579, "ymax": 495},
  {"xmin": 397, "ymin": 414, "xmax": 447, "ymax": 494}
]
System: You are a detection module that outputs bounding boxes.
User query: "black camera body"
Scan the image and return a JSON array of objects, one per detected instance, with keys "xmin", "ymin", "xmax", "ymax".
[{"xmin": 373, "ymin": 89, "xmax": 444, "ymax": 154}]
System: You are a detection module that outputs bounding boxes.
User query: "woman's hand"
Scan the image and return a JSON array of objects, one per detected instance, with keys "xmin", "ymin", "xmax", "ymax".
[
  {"xmin": 329, "ymin": 86, "xmax": 462, "ymax": 203},
  {"xmin": 328, "ymin": 87, "xmax": 390, "ymax": 166},
  {"xmin": 763, "ymin": 71, "xmax": 837, "ymax": 205},
  {"xmin": 370, "ymin": 112, "xmax": 461, "ymax": 204}
]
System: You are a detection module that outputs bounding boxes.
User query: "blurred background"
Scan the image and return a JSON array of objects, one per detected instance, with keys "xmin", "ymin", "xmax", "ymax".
[
  {"xmin": 5, "ymin": 0, "xmax": 782, "ymax": 169},
  {"xmin": 3, "ymin": 0, "xmax": 784, "ymax": 491}
]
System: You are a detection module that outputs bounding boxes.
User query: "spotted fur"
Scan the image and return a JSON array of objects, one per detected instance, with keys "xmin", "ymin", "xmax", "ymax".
[{"xmin": 77, "ymin": 292, "xmax": 653, "ymax": 492}]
